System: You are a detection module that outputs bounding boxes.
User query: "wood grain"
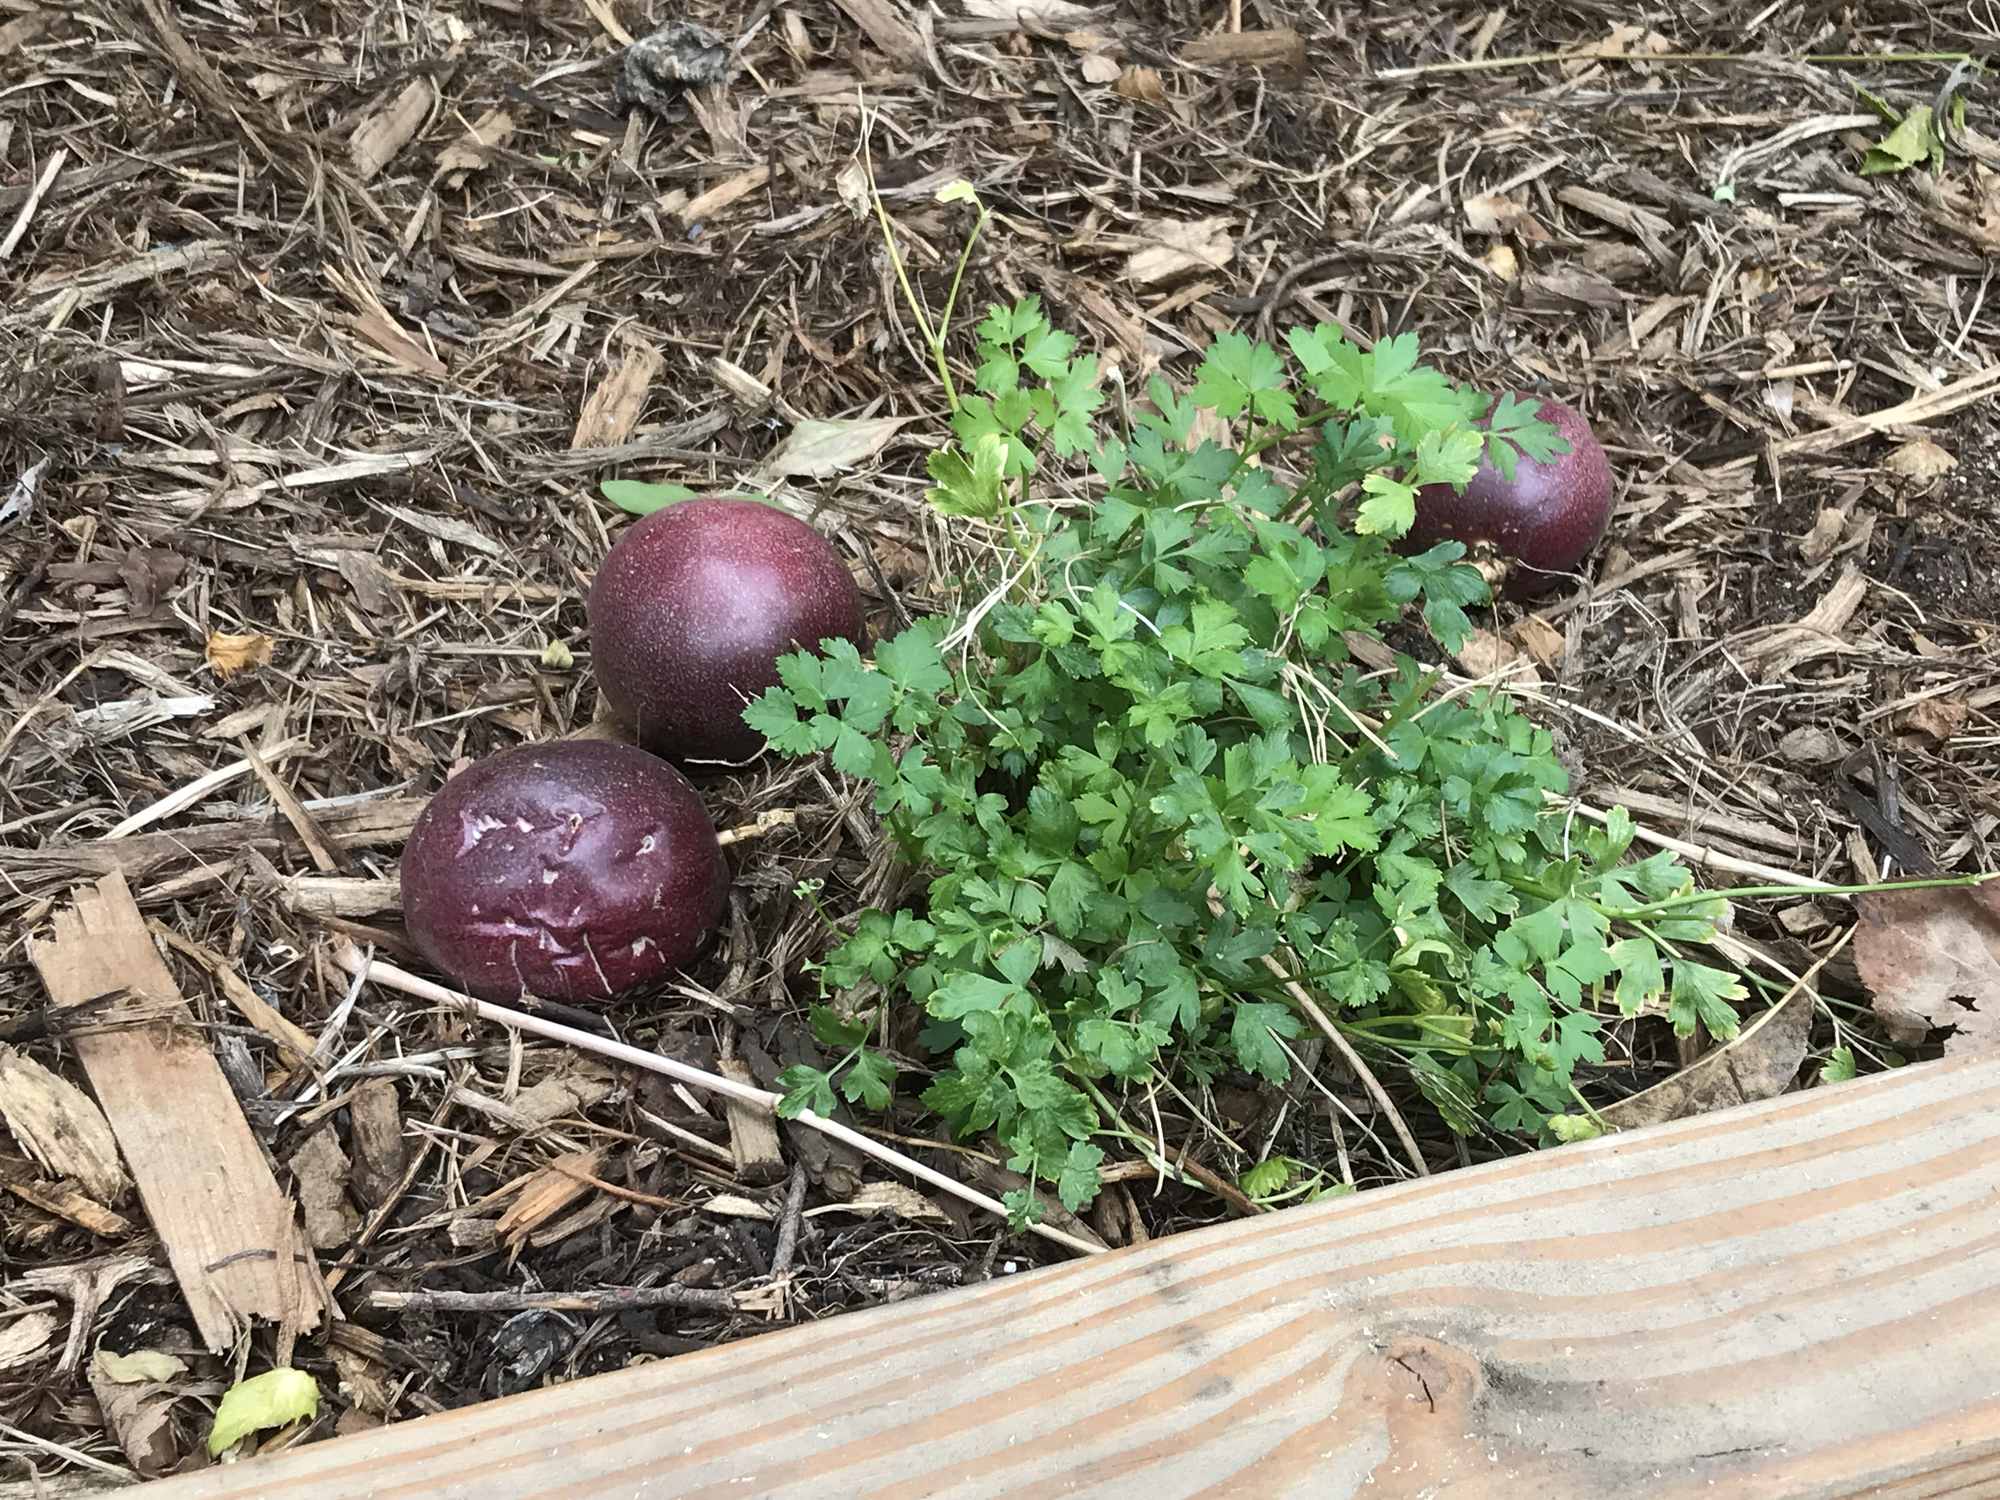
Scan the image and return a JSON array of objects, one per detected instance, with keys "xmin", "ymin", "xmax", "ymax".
[
  {"xmin": 138, "ymin": 1054, "xmax": 2000, "ymax": 1497},
  {"xmin": 29, "ymin": 872, "xmax": 324, "ymax": 1352}
]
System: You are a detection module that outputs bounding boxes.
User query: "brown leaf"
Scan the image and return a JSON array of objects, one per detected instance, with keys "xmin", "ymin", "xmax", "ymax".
[
  {"xmin": 1600, "ymin": 987, "xmax": 1812, "ymax": 1129},
  {"xmin": 1453, "ymin": 627, "xmax": 1539, "ymax": 685},
  {"xmin": 205, "ymin": 631, "xmax": 273, "ymax": 679},
  {"xmin": 1462, "ymin": 192, "xmax": 1548, "ymax": 241},
  {"xmin": 1884, "ymin": 438, "xmax": 1956, "ymax": 482},
  {"xmin": 758, "ymin": 416, "xmax": 908, "ymax": 478},
  {"xmin": 1901, "ymin": 696, "xmax": 1968, "ymax": 743},
  {"xmin": 1114, "ymin": 65, "xmax": 1165, "ymax": 104},
  {"xmin": 1480, "ymin": 242, "xmax": 1520, "ymax": 281},
  {"xmin": 1855, "ymin": 881, "xmax": 2000, "ymax": 1053},
  {"xmin": 1798, "ymin": 506, "xmax": 1846, "ymax": 565},
  {"xmin": 1511, "ymin": 614, "xmax": 1567, "ymax": 665},
  {"xmin": 117, "ymin": 547, "xmax": 186, "ymax": 615},
  {"xmin": 88, "ymin": 1347, "xmax": 184, "ymax": 1476}
]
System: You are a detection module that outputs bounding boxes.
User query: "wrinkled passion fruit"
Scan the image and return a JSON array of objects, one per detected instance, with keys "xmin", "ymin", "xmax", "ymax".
[
  {"xmin": 1407, "ymin": 395, "xmax": 1613, "ymax": 597},
  {"xmin": 588, "ymin": 498, "xmax": 867, "ymax": 763},
  {"xmin": 400, "ymin": 740, "xmax": 724, "ymax": 1003}
]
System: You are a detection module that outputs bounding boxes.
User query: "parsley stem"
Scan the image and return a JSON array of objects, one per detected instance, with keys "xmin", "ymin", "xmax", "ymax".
[{"xmin": 1607, "ymin": 870, "xmax": 1990, "ymax": 922}]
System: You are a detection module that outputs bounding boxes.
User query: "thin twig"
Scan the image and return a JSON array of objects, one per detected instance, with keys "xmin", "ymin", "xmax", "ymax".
[
  {"xmin": 1377, "ymin": 47, "xmax": 1973, "ymax": 80},
  {"xmin": 768, "ymin": 1164, "xmax": 811, "ymax": 1279},
  {"xmin": 1554, "ymin": 793, "xmax": 1820, "ymax": 887},
  {"xmin": 1259, "ymin": 951, "xmax": 1431, "ymax": 1178},
  {"xmin": 331, "ymin": 945, "xmax": 1107, "ymax": 1257},
  {"xmin": 716, "ymin": 808, "xmax": 800, "ymax": 847},
  {"xmin": 362, "ymin": 1285, "xmax": 739, "ymax": 1316},
  {"xmin": 1204, "ymin": 894, "xmax": 1430, "ymax": 1177}
]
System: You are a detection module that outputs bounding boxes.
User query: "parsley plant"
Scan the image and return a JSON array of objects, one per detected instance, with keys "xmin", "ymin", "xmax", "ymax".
[{"xmin": 747, "ymin": 288, "xmax": 1745, "ymax": 1226}]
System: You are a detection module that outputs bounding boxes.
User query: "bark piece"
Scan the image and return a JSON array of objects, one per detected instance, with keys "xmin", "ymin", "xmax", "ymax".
[
  {"xmin": 0, "ymin": 1044, "xmax": 129, "ymax": 1204},
  {"xmin": 348, "ymin": 1080, "xmax": 407, "ymax": 1209}
]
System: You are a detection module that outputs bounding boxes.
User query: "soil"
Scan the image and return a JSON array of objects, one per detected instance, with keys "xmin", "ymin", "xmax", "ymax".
[{"xmin": 1, "ymin": 0, "xmax": 1995, "ymax": 1484}]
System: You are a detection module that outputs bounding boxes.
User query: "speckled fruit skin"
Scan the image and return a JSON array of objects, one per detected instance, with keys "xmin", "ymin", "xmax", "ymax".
[
  {"xmin": 1406, "ymin": 396, "xmax": 1613, "ymax": 598},
  {"xmin": 400, "ymin": 740, "xmax": 726, "ymax": 1004},
  {"xmin": 587, "ymin": 499, "xmax": 868, "ymax": 763}
]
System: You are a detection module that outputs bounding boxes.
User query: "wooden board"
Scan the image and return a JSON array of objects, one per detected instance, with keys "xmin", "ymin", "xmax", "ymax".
[
  {"xmin": 136, "ymin": 1053, "xmax": 2000, "ymax": 1498},
  {"xmin": 29, "ymin": 872, "xmax": 323, "ymax": 1352}
]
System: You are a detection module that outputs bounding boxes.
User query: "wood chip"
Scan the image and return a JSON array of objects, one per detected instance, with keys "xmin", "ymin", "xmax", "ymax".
[
  {"xmin": 348, "ymin": 1080, "xmax": 407, "ymax": 1209},
  {"xmin": 833, "ymin": 1181, "xmax": 951, "ymax": 1225},
  {"xmin": 510, "ymin": 1062, "xmax": 618, "ymax": 1129},
  {"xmin": 0, "ymin": 1311, "xmax": 57, "ymax": 1372},
  {"xmin": 1180, "ymin": 29, "xmax": 1305, "ymax": 69},
  {"xmin": 680, "ymin": 164, "xmax": 773, "ymax": 224},
  {"xmin": 496, "ymin": 1148, "xmax": 608, "ymax": 1250},
  {"xmin": 832, "ymin": 0, "xmax": 924, "ymax": 64},
  {"xmin": 0, "ymin": 1160, "xmax": 136, "ymax": 1238},
  {"xmin": 28, "ymin": 873, "xmax": 324, "ymax": 1352},
  {"xmin": 572, "ymin": 339, "xmax": 664, "ymax": 449},
  {"xmin": 718, "ymin": 1057, "xmax": 786, "ymax": 1186},
  {"xmin": 349, "ymin": 78, "xmax": 434, "ymax": 181},
  {"xmin": 0, "ymin": 1044, "xmax": 130, "ymax": 1205},
  {"xmin": 436, "ymin": 107, "xmax": 514, "ymax": 185}
]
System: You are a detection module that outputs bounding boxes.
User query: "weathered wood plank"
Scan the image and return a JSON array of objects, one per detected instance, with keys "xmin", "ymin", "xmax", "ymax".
[
  {"xmin": 140, "ymin": 1054, "xmax": 2000, "ymax": 1497},
  {"xmin": 29, "ymin": 873, "xmax": 324, "ymax": 1353}
]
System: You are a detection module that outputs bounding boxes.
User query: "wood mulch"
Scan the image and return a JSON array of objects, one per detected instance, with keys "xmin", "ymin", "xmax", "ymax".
[{"xmin": 1, "ymin": 0, "xmax": 1994, "ymax": 1486}]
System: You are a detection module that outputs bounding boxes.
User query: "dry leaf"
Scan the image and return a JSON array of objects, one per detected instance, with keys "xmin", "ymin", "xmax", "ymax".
[
  {"xmin": 89, "ymin": 1347, "xmax": 185, "ymax": 1478},
  {"xmin": 1480, "ymin": 243, "xmax": 1519, "ymax": 281},
  {"xmin": 1884, "ymin": 439, "xmax": 1956, "ymax": 482},
  {"xmin": 1776, "ymin": 725, "xmax": 1844, "ymax": 765},
  {"xmin": 436, "ymin": 108, "xmax": 514, "ymax": 183},
  {"xmin": 1461, "ymin": 191, "xmax": 1548, "ymax": 241},
  {"xmin": 1600, "ymin": 988, "xmax": 1812, "ymax": 1129},
  {"xmin": 205, "ymin": 632, "xmax": 273, "ymax": 679},
  {"xmin": 1511, "ymin": 614, "xmax": 1567, "ymax": 665},
  {"xmin": 1453, "ymin": 627, "xmax": 1539, "ymax": 685},
  {"xmin": 1125, "ymin": 216, "xmax": 1236, "ymax": 285},
  {"xmin": 1902, "ymin": 696, "xmax": 1969, "ymax": 743},
  {"xmin": 335, "ymin": 550, "xmax": 399, "ymax": 615},
  {"xmin": 1079, "ymin": 52, "xmax": 1122, "ymax": 83},
  {"xmin": 1115, "ymin": 65, "xmax": 1165, "ymax": 104},
  {"xmin": 95, "ymin": 1349, "xmax": 188, "ymax": 1384},
  {"xmin": 1798, "ymin": 507, "xmax": 1846, "ymax": 565},
  {"xmin": 1855, "ymin": 881, "xmax": 2000, "ymax": 1053},
  {"xmin": 759, "ymin": 416, "xmax": 908, "ymax": 479}
]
